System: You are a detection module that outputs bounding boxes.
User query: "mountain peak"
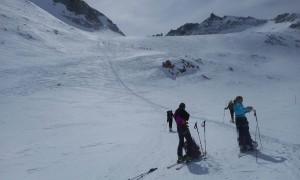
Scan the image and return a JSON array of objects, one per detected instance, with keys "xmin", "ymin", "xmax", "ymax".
[
  {"xmin": 166, "ymin": 13, "xmax": 267, "ymax": 36},
  {"xmin": 210, "ymin": 13, "xmax": 217, "ymax": 18},
  {"xmin": 208, "ymin": 13, "xmax": 222, "ymax": 20}
]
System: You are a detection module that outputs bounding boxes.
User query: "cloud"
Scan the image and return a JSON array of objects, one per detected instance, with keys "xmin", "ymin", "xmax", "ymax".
[{"xmin": 84, "ymin": 0, "xmax": 300, "ymax": 36}]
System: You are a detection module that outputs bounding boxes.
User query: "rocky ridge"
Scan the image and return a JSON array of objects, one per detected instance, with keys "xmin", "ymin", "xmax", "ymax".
[{"xmin": 31, "ymin": 0, "xmax": 125, "ymax": 36}]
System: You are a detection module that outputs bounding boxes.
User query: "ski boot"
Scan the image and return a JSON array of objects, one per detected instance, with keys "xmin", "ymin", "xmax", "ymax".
[
  {"xmin": 184, "ymin": 155, "xmax": 192, "ymax": 162},
  {"xmin": 177, "ymin": 156, "xmax": 185, "ymax": 163},
  {"xmin": 239, "ymin": 145, "xmax": 246, "ymax": 153},
  {"xmin": 246, "ymin": 141, "xmax": 258, "ymax": 151},
  {"xmin": 252, "ymin": 141, "xmax": 258, "ymax": 149}
]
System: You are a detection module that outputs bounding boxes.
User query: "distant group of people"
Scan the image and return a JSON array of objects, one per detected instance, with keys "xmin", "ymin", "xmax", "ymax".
[{"xmin": 168, "ymin": 96, "xmax": 257, "ymax": 163}]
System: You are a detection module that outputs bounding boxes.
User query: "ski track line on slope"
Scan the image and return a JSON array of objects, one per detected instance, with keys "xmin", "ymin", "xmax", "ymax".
[
  {"xmin": 102, "ymin": 43, "xmax": 167, "ymax": 112},
  {"xmin": 98, "ymin": 41, "xmax": 299, "ymax": 179}
]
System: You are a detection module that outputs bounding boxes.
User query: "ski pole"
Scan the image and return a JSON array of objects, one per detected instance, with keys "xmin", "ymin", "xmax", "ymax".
[
  {"xmin": 223, "ymin": 109, "xmax": 225, "ymax": 123},
  {"xmin": 194, "ymin": 122, "xmax": 204, "ymax": 153},
  {"xmin": 201, "ymin": 120, "xmax": 207, "ymax": 154},
  {"xmin": 254, "ymin": 110, "xmax": 262, "ymax": 148},
  {"xmin": 128, "ymin": 168, "xmax": 157, "ymax": 180},
  {"xmin": 253, "ymin": 109, "xmax": 262, "ymax": 162}
]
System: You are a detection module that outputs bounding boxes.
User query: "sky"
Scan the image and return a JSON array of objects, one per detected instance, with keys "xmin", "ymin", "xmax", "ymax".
[{"xmin": 84, "ymin": 0, "xmax": 300, "ymax": 36}]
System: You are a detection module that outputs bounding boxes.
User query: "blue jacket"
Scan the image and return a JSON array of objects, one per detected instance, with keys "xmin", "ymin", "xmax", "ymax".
[{"xmin": 233, "ymin": 102, "xmax": 252, "ymax": 117}]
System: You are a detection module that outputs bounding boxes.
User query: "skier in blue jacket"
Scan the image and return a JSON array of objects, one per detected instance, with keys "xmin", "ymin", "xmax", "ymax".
[{"xmin": 233, "ymin": 96, "xmax": 257, "ymax": 152}]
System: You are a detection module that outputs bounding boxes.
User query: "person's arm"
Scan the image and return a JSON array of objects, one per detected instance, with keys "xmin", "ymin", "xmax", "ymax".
[
  {"xmin": 224, "ymin": 103, "xmax": 229, "ymax": 110},
  {"xmin": 184, "ymin": 110, "xmax": 190, "ymax": 120},
  {"xmin": 245, "ymin": 106, "xmax": 253, "ymax": 113}
]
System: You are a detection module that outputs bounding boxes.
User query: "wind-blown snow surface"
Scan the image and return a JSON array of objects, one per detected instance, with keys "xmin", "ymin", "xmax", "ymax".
[{"xmin": 1, "ymin": 0, "xmax": 300, "ymax": 180}]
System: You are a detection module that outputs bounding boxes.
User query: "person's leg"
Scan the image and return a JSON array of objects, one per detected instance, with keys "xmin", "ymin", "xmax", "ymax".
[
  {"xmin": 169, "ymin": 120, "xmax": 172, "ymax": 132},
  {"xmin": 239, "ymin": 126, "xmax": 249, "ymax": 151},
  {"xmin": 183, "ymin": 129, "xmax": 193, "ymax": 158},
  {"xmin": 177, "ymin": 128, "xmax": 184, "ymax": 158},
  {"xmin": 237, "ymin": 126, "xmax": 243, "ymax": 150},
  {"xmin": 230, "ymin": 110, "xmax": 234, "ymax": 122},
  {"xmin": 244, "ymin": 125, "xmax": 254, "ymax": 149}
]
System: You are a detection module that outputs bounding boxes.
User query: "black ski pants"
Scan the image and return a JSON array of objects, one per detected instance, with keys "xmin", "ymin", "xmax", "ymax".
[
  {"xmin": 177, "ymin": 125, "xmax": 192, "ymax": 157},
  {"xmin": 235, "ymin": 117, "xmax": 253, "ymax": 148},
  {"xmin": 168, "ymin": 118, "xmax": 173, "ymax": 129},
  {"xmin": 167, "ymin": 111, "xmax": 173, "ymax": 129},
  {"xmin": 229, "ymin": 109, "xmax": 234, "ymax": 120}
]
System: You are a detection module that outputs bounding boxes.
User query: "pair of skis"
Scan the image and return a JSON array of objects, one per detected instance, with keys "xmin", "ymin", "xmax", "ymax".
[
  {"xmin": 167, "ymin": 153, "xmax": 207, "ymax": 170},
  {"xmin": 167, "ymin": 160, "xmax": 192, "ymax": 170}
]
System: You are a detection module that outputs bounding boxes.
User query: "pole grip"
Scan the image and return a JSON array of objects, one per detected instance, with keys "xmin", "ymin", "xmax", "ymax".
[{"xmin": 201, "ymin": 120, "xmax": 206, "ymax": 127}]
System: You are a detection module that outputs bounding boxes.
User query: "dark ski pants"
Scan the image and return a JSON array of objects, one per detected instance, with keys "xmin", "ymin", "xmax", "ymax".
[
  {"xmin": 177, "ymin": 126, "xmax": 192, "ymax": 157},
  {"xmin": 229, "ymin": 110, "xmax": 234, "ymax": 120},
  {"xmin": 237, "ymin": 125, "xmax": 253, "ymax": 147},
  {"xmin": 236, "ymin": 117, "xmax": 253, "ymax": 149},
  {"xmin": 168, "ymin": 119, "xmax": 173, "ymax": 129}
]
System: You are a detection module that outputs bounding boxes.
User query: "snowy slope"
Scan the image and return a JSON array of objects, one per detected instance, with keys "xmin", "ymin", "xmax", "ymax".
[{"xmin": 1, "ymin": 0, "xmax": 300, "ymax": 180}]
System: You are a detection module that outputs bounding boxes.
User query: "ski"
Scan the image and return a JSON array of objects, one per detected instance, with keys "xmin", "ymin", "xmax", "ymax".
[
  {"xmin": 238, "ymin": 149, "xmax": 259, "ymax": 158},
  {"xmin": 168, "ymin": 153, "xmax": 207, "ymax": 170},
  {"xmin": 167, "ymin": 160, "xmax": 191, "ymax": 170},
  {"xmin": 128, "ymin": 168, "xmax": 157, "ymax": 180},
  {"xmin": 166, "ymin": 162, "xmax": 181, "ymax": 169},
  {"xmin": 175, "ymin": 160, "xmax": 192, "ymax": 170}
]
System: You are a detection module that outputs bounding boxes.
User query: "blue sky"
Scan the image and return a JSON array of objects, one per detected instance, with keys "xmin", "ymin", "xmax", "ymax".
[{"xmin": 84, "ymin": 0, "xmax": 300, "ymax": 36}]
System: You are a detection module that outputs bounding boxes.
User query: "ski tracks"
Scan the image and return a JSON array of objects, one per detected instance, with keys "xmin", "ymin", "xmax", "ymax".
[
  {"xmin": 101, "ymin": 41, "xmax": 167, "ymax": 112},
  {"xmin": 201, "ymin": 154, "xmax": 234, "ymax": 180}
]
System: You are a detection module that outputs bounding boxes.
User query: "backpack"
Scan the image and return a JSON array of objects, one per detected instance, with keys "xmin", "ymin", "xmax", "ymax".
[{"xmin": 184, "ymin": 137, "xmax": 201, "ymax": 158}]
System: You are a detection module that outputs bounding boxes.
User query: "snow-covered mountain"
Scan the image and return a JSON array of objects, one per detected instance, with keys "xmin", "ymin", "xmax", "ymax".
[
  {"xmin": 1, "ymin": 0, "xmax": 300, "ymax": 180},
  {"xmin": 166, "ymin": 13, "xmax": 300, "ymax": 36},
  {"xmin": 30, "ymin": 0, "xmax": 125, "ymax": 36},
  {"xmin": 274, "ymin": 13, "xmax": 300, "ymax": 29}
]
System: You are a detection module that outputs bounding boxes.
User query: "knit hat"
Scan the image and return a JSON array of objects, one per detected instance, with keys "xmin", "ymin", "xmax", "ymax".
[
  {"xmin": 179, "ymin": 103, "xmax": 185, "ymax": 109},
  {"xmin": 235, "ymin": 96, "xmax": 243, "ymax": 102}
]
